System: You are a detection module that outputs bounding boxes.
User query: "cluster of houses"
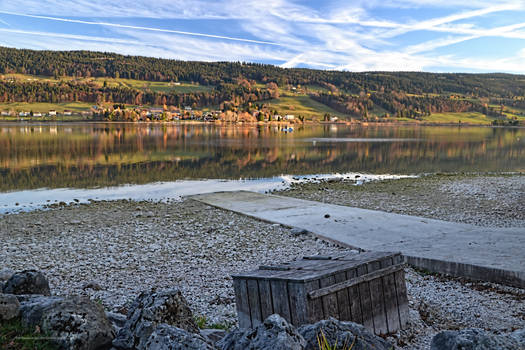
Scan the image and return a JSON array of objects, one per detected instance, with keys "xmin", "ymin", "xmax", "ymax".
[{"xmin": 0, "ymin": 109, "xmax": 80, "ymax": 118}]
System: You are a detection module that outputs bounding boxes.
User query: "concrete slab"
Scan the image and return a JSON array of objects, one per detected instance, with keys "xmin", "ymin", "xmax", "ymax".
[{"xmin": 191, "ymin": 191, "xmax": 525, "ymax": 288}]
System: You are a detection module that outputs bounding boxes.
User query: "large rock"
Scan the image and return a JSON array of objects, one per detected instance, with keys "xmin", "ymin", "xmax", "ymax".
[
  {"xmin": 0, "ymin": 293, "xmax": 20, "ymax": 321},
  {"xmin": 113, "ymin": 289, "xmax": 199, "ymax": 350},
  {"xmin": 431, "ymin": 328, "xmax": 525, "ymax": 350},
  {"xmin": 2, "ymin": 270, "xmax": 51, "ymax": 296},
  {"xmin": 144, "ymin": 324, "xmax": 216, "ymax": 350},
  {"xmin": 298, "ymin": 318, "xmax": 392, "ymax": 350},
  {"xmin": 18, "ymin": 295, "xmax": 114, "ymax": 350},
  {"xmin": 0, "ymin": 268, "xmax": 15, "ymax": 282},
  {"xmin": 218, "ymin": 314, "xmax": 306, "ymax": 350}
]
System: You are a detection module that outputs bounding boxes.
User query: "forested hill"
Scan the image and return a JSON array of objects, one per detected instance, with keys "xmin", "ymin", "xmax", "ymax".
[
  {"xmin": 1, "ymin": 46, "xmax": 525, "ymax": 123},
  {"xmin": 2, "ymin": 46, "xmax": 525, "ymax": 97}
]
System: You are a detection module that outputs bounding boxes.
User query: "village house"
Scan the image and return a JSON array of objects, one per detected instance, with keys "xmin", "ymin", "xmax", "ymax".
[
  {"xmin": 48, "ymin": 110, "xmax": 57, "ymax": 116},
  {"xmin": 1, "ymin": 110, "xmax": 10, "ymax": 116},
  {"xmin": 33, "ymin": 112, "xmax": 42, "ymax": 117},
  {"xmin": 184, "ymin": 106, "xmax": 192, "ymax": 111},
  {"xmin": 63, "ymin": 110, "xmax": 72, "ymax": 116},
  {"xmin": 19, "ymin": 111, "xmax": 29, "ymax": 117},
  {"xmin": 284, "ymin": 114, "xmax": 295, "ymax": 120}
]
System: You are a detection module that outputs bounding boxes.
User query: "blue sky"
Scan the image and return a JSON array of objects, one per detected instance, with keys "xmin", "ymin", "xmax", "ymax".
[{"xmin": 0, "ymin": 0, "xmax": 525, "ymax": 73}]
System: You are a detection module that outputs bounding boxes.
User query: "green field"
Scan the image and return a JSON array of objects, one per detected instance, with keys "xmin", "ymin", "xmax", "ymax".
[
  {"xmin": 420, "ymin": 112, "xmax": 496, "ymax": 125},
  {"xmin": 0, "ymin": 102, "xmax": 93, "ymax": 113},
  {"xmin": 266, "ymin": 95, "xmax": 349, "ymax": 119},
  {"xmin": 0, "ymin": 74, "xmax": 215, "ymax": 94}
]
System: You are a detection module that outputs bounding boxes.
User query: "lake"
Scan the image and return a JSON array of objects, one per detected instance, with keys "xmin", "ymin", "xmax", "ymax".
[{"xmin": 1, "ymin": 122, "xmax": 524, "ymax": 193}]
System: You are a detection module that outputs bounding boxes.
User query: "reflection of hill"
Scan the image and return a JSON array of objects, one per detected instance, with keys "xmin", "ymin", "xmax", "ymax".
[{"xmin": 0, "ymin": 124, "xmax": 523, "ymax": 191}]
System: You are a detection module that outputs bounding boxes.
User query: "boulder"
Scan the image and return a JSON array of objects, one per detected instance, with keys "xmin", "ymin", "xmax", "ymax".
[
  {"xmin": 18, "ymin": 295, "xmax": 114, "ymax": 350},
  {"xmin": 113, "ymin": 289, "xmax": 198, "ymax": 350},
  {"xmin": 431, "ymin": 328, "xmax": 525, "ymax": 350},
  {"xmin": 2, "ymin": 270, "xmax": 51, "ymax": 296},
  {"xmin": 0, "ymin": 268, "xmax": 15, "ymax": 282},
  {"xmin": 298, "ymin": 318, "xmax": 392, "ymax": 350},
  {"xmin": 0, "ymin": 293, "xmax": 20, "ymax": 321},
  {"xmin": 218, "ymin": 314, "xmax": 306, "ymax": 350},
  {"xmin": 200, "ymin": 329, "xmax": 227, "ymax": 345},
  {"xmin": 144, "ymin": 324, "xmax": 216, "ymax": 350},
  {"xmin": 107, "ymin": 311, "xmax": 128, "ymax": 333}
]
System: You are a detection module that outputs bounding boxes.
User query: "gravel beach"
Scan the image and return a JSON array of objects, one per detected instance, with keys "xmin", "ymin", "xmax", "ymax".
[{"xmin": 1, "ymin": 173, "xmax": 524, "ymax": 349}]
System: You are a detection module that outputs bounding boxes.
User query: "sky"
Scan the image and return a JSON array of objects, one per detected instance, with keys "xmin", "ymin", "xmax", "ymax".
[{"xmin": 0, "ymin": 0, "xmax": 525, "ymax": 73}]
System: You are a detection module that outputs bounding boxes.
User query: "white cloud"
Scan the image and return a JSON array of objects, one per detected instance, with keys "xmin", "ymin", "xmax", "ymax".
[{"xmin": 0, "ymin": 0, "xmax": 525, "ymax": 72}]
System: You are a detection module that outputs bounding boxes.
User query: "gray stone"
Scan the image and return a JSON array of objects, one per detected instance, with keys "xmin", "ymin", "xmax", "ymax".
[
  {"xmin": 290, "ymin": 228, "xmax": 308, "ymax": 236},
  {"xmin": 145, "ymin": 324, "xmax": 216, "ymax": 350},
  {"xmin": 218, "ymin": 314, "xmax": 306, "ymax": 350},
  {"xmin": 0, "ymin": 268, "xmax": 15, "ymax": 282},
  {"xmin": 107, "ymin": 311, "xmax": 128, "ymax": 332},
  {"xmin": 431, "ymin": 328, "xmax": 525, "ymax": 350},
  {"xmin": 298, "ymin": 318, "xmax": 392, "ymax": 350},
  {"xmin": 0, "ymin": 293, "xmax": 20, "ymax": 321},
  {"xmin": 113, "ymin": 289, "xmax": 198, "ymax": 350},
  {"xmin": 18, "ymin": 295, "xmax": 114, "ymax": 350},
  {"xmin": 200, "ymin": 329, "xmax": 227, "ymax": 344},
  {"xmin": 2, "ymin": 270, "xmax": 51, "ymax": 296}
]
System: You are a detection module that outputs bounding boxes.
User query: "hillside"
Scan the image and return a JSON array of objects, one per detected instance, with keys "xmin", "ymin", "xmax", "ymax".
[{"xmin": 1, "ymin": 46, "xmax": 524, "ymax": 124}]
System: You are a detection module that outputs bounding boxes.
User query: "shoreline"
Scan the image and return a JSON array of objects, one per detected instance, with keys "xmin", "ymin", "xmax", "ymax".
[
  {"xmin": 2, "ymin": 173, "xmax": 524, "ymax": 349},
  {"xmin": 1, "ymin": 119, "xmax": 524, "ymax": 128}
]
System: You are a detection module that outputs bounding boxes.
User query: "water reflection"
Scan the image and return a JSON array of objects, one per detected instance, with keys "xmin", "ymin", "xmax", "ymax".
[{"xmin": 0, "ymin": 123, "xmax": 523, "ymax": 191}]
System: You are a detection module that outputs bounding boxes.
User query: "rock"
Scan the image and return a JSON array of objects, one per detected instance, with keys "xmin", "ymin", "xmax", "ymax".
[
  {"xmin": 0, "ymin": 268, "xmax": 15, "ymax": 282},
  {"xmin": 298, "ymin": 318, "xmax": 392, "ymax": 350},
  {"xmin": 0, "ymin": 293, "xmax": 20, "ymax": 321},
  {"xmin": 113, "ymin": 289, "xmax": 198, "ymax": 350},
  {"xmin": 2, "ymin": 270, "xmax": 51, "ymax": 296},
  {"xmin": 290, "ymin": 228, "xmax": 308, "ymax": 236},
  {"xmin": 107, "ymin": 311, "xmax": 128, "ymax": 332},
  {"xmin": 82, "ymin": 281, "xmax": 103, "ymax": 291},
  {"xmin": 18, "ymin": 295, "xmax": 114, "ymax": 350},
  {"xmin": 145, "ymin": 324, "xmax": 216, "ymax": 350},
  {"xmin": 200, "ymin": 329, "xmax": 227, "ymax": 344},
  {"xmin": 218, "ymin": 314, "xmax": 306, "ymax": 350},
  {"xmin": 431, "ymin": 328, "xmax": 525, "ymax": 350}
]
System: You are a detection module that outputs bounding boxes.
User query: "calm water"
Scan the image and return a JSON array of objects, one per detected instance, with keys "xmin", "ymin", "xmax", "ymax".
[{"xmin": 1, "ymin": 122, "xmax": 524, "ymax": 192}]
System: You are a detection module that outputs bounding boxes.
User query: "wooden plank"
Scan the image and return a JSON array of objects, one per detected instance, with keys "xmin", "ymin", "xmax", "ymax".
[
  {"xmin": 307, "ymin": 265, "xmax": 403, "ymax": 299},
  {"xmin": 270, "ymin": 280, "xmax": 292, "ymax": 323},
  {"xmin": 380, "ymin": 257, "xmax": 401, "ymax": 333},
  {"xmin": 233, "ymin": 278, "xmax": 252, "ymax": 328},
  {"xmin": 394, "ymin": 269, "xmax": 409, "ymax": 329},
  {"xmin": 305, "ymin": 279, "xmax": 324, "ymax": 323},
  {"xmin": 368, "ymin": 260, "xmax": 388, "ymax": 335},
  {"xmin": 258, "ymin": 279, "xmax": 274, "ymax": 320},
  {"xmin": 320, "ymin": 275, "xmax": 339, "ymax": 319},
  {"xmin": 288, "ymin": 282, "xmax": 308, "ymax": 325},
  {"xmin": 357, "ymin": 264, "xmax": 374, "ymax": 330},
  {"xmin": 347, "ymin": 268, "xmax": 362, "ymax": 324},
  {"xmin": 247, "ymin": 279, "xmax": 262, "ymax": 326},
  {"xmin": 334, "ymin": 271, "xmax": 351, "ymax": 321}
]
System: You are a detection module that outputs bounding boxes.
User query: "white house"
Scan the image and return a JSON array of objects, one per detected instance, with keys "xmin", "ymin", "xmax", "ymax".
[
  {"xmin": 1, "ymin": 110, "xmax": 9, "ymax": 116},
  {"xmin": 330, "ymin": 116, "xmax": 339, "ymax": 122},
  {"xmin": 63, "ymin": 110, "xmax": 72, "ymax": 116},
  {"xmin": 33, "ymin": 112, "xmax": 42, "ymax": 117},
  {"xmin": 284, "ymin": 114, "xmax": 295, "ymax": 120},
  {"xmin": 48, "ymin": 110, "xmax": 57, "ymax": 116},
  {"xmin": 19, "ymin": 111, "xmax": 29, "ymax": 117}
]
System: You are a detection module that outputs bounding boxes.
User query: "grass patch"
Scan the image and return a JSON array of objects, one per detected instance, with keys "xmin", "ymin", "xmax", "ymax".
[
  {"xmin": 421, "ymin": 112, "xmax": 494, "ymax": 125},
  {"xmin": 0, "ymin": 318, "xmax": 58, "ymax": 350},
  {"xmin": 194, "ymin": 315, "xmax": 234, "ymax": 331},
  {"xmin": 266, "ymin": 95, "xmax": 349, "ymax": 119},
  {"xmin": 0, "ymin": 102, "xmax": 93, "ymax": 113}
]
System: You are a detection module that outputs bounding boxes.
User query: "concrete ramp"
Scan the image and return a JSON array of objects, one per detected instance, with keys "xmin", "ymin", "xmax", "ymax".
[{"xmin": 190, "ymin": 191, "xmax": 525, "ymax": 288}]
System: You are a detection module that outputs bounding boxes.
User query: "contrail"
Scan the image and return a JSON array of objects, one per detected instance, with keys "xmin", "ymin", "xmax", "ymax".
[{"xmin": 0, "ymin": 10, "xmax": 283, "ymax": 46}]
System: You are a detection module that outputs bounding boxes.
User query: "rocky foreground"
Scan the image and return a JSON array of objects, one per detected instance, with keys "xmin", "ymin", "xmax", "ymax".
[{"xmin": 1, "ymin": 173, "xmax": 525, "ymax": 349}]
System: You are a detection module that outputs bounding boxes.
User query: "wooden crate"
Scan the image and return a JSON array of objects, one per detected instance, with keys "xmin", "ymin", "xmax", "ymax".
[{"xmin": 232, "ymin": 251, "xmax": 408, "ymax": 335}]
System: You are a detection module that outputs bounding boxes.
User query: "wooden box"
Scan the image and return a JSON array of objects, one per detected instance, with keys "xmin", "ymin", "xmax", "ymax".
[{"xmin": 232, "ymin": 251, "xmax": 408, "ymax": 335}]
